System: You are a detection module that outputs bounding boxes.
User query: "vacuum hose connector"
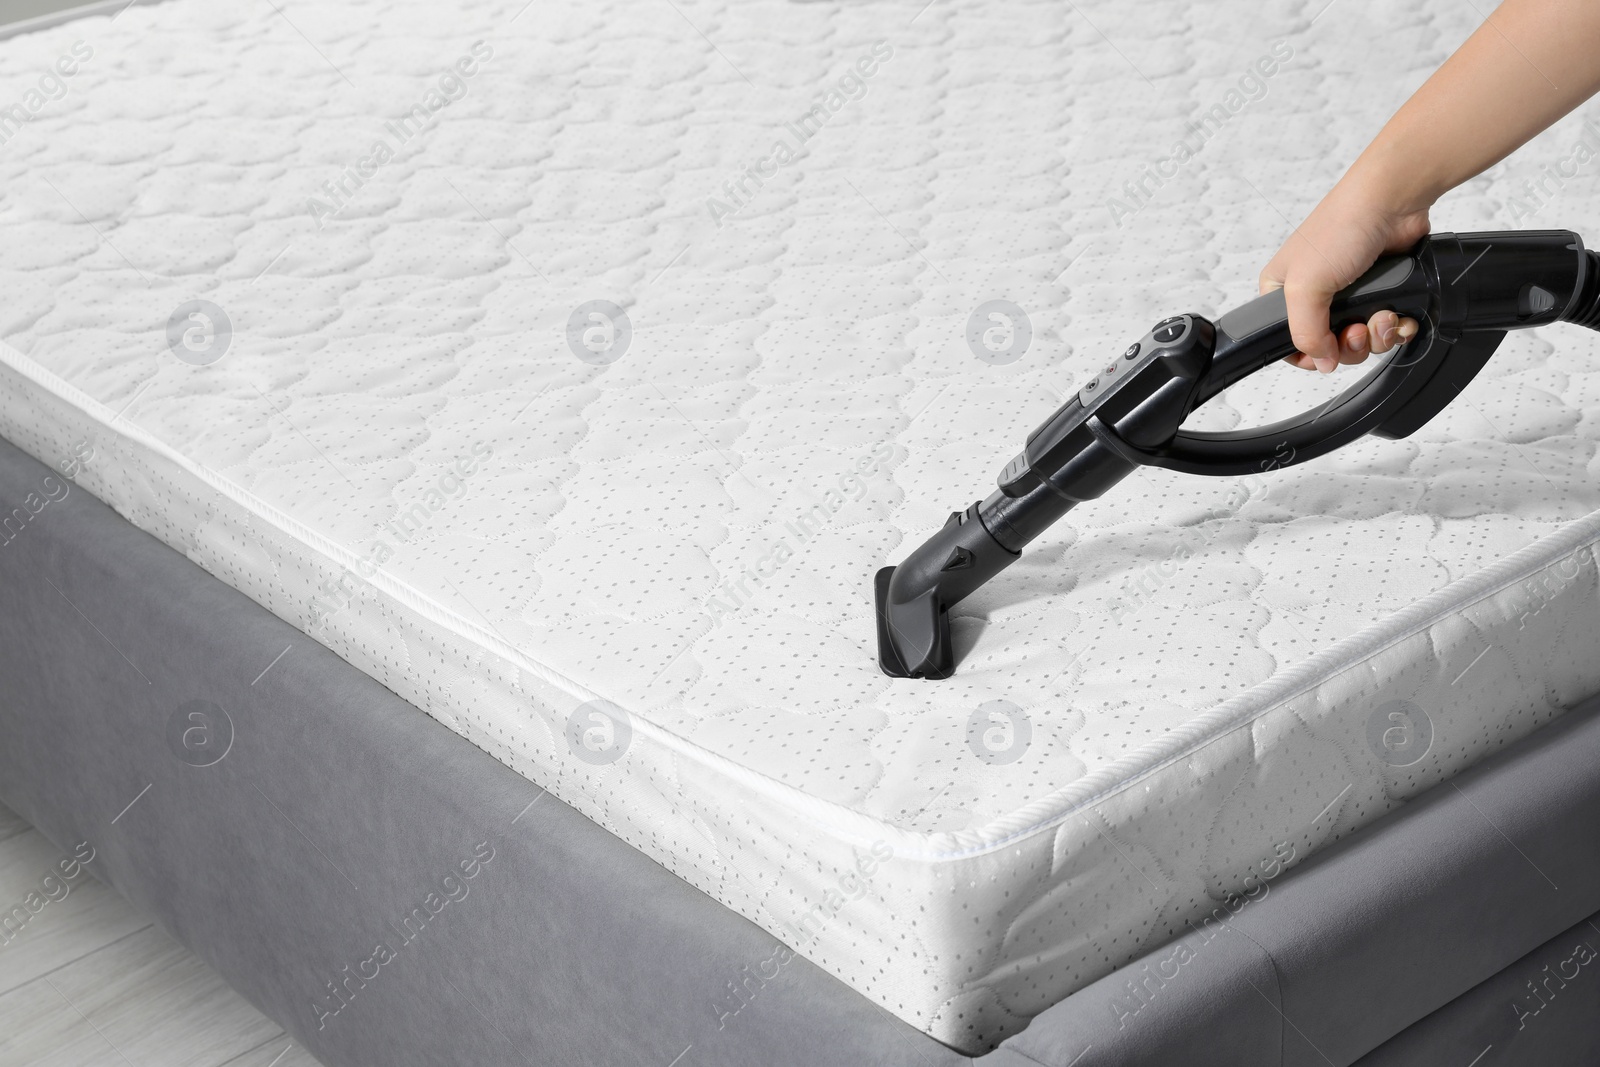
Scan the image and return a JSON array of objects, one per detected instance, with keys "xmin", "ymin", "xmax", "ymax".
[{"xmin": 1560, "ymin": 249, "xmax": 1600, "ymax": 332}]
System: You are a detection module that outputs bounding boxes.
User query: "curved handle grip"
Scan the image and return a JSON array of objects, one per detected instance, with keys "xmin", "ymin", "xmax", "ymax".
[
  {"xmin": 1203, "ymin": 253, "xmax": 1437, "ymax": 395},
  {"xmin": 1127, "ymin": 248, "xmax": 1446, "ymax": 475},
  {"xmin": 1120, "ymin": 230, "xmax": 1592, "ymax": 476}
]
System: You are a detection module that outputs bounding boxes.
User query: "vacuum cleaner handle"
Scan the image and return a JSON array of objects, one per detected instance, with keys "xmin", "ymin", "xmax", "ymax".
[
  {"xmin": 1130, "ymin": 230, "xmax": 1594, "ymax": 475},
  {"xmin": 876, "ymin": 229, "xmax": 1600, "ymax": 679}
]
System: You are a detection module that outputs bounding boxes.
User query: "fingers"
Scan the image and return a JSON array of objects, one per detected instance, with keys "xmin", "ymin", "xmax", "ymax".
[
  {"xmin": 1368, "ymin": 310, "xmax": 1399, "ymax": 353},
  {"xmin": 1281, "ymin": 281, "xmax": 1340, "ymax": 373},
  {"xmin": 1284, "ymin": 312, "xmax": 1421, "ymax": 371},
  {"xmin": 1365, "ymin": 310, "xmax": 1419, "ymax": 354},
  {"xmin": 1338, "ymin": 323, "xmax": 1370, "ymax": 365}
]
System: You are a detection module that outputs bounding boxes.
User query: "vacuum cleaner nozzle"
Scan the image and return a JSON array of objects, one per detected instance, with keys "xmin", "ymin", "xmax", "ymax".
[
  {"xmin": 873, "ymin": 566, "xmax": 945, "ymax": 678},
  {"xmin": 874, "ymin": 502, "xmax": 1022, "ymax": 678}
]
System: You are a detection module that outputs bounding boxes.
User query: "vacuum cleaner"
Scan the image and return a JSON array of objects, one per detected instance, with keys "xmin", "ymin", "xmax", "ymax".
[{"xmin": 875, "ymin": 229, "xmax": 1600, "ymax": 679}]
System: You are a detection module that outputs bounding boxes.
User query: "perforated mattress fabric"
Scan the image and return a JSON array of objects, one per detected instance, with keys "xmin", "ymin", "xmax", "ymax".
[{"xmin": 5, "ymin": 0, "xmax": 1600, "ymax": 1054}]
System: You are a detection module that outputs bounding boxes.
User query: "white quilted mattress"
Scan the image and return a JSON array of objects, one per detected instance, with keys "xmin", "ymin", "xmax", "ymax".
[{"xmin": 5, "ymin": 0, "xmax": 1600, "ymax": 1053}]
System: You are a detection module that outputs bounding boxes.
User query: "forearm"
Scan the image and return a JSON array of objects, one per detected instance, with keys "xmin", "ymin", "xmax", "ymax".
[{"xmin": 1340, "ymin": 0, "xmax": 1600, "ymax": 212}]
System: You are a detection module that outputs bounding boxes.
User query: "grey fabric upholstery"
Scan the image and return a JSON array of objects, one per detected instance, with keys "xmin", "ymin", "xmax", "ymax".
[{"xmin": 1354, "ymin": 907, "xmax": 1600, "ymax": 1067}]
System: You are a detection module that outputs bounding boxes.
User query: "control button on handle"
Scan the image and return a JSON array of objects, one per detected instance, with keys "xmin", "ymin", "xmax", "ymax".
[{"xmin": 996, "ymin": 451, "xmax": 1033, "ymax": 494}]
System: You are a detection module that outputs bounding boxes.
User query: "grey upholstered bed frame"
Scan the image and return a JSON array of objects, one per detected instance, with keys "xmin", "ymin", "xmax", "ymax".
[{"xmin": 1, "ymin": 435, "xmax": 1597, "ymax": 1066}]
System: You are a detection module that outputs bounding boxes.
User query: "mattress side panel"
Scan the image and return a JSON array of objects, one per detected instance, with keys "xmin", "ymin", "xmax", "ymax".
[{"xmin": 917, "ymin": 538, "xmax": 1600, "ymax": 1044}]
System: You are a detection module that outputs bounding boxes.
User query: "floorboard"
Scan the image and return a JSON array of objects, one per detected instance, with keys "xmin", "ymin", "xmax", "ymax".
[
  {"xmin": 0, "ymin": 827, "xmax": 150, "ymax": 998},
  {"xmin": 0, "ymin": 804, "xmax": 27, "ymax": 844},
  {"xmin": 0, "ymin": 801, "xmax": 327, "ymax": 1067}
]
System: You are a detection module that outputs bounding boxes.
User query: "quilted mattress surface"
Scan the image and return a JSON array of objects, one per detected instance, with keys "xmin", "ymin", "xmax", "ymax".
[{"xmin": 5, "ymin": 0, "xmax": 1600, "ymax": 1052}]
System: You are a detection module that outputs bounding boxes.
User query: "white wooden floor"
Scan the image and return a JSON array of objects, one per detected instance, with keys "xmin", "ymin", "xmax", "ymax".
[{"xmin": 0, "ymin": 800, "xmax": 326, "ymax": 1067}]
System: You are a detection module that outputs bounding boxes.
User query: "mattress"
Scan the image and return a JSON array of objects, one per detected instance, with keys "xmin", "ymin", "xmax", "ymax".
[{"xmin": 4, "ymin": 0, "xmax": 1600, "ymax": 1053}]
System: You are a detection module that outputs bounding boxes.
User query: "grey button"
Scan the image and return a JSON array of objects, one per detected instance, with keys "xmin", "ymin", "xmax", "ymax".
[
  {"xmin": 1521, "ymin": 284, "xmax": 1556, "ymax": 318},
  {"xmin": 997, "ymin": 451, "xmax": 1031, "ymax": 490},
  {"xmin": 1345, "ymin": 256, "xmax": 1414, "ymax": 299}
]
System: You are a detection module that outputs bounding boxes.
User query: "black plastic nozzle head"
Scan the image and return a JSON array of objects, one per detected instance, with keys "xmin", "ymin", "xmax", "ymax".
[
  {"xmin": 875, "ymin": 503, "xmax": 1021, "ymax": 679},
  {"xmin": 875, "ymin": 565, "xmax": 954, "ymax": 679}
]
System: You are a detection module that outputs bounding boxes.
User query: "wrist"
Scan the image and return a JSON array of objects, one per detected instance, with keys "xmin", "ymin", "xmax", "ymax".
[{"xmin": 1337, "ymin": 138, "xmax": 1442, "ymax": 221}]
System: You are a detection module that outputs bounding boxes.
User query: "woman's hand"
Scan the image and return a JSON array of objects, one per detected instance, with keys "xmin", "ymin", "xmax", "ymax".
[
  {"xmin": 1258, "ymin": 0, "xmax": 1600, "ymax": 372},
  {"xmin": 1259, "ymin": 182, "xmax": 1429, "ymax": 373}
]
